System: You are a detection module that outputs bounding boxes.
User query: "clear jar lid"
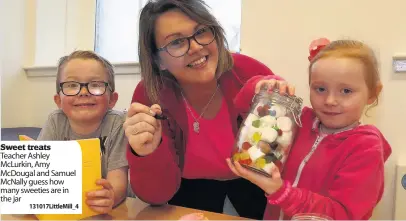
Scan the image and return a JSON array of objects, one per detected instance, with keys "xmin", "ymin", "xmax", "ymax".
[{"xmin": 254, "ymin": 87, "xmax": 303, "ymax": 127}]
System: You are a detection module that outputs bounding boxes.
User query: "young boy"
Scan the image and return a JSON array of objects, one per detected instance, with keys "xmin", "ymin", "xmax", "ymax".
[{"xmin": 36, "ymin": 50, "xmax": 129, "ymax": 214}]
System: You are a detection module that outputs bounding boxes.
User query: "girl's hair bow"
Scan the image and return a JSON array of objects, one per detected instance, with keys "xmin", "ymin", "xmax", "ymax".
[{"xmin": 308, "ymin": 37, "xmax": 330, "ymax": 61}]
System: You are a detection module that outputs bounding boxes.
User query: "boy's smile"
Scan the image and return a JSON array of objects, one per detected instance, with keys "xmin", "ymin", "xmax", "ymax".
[{"xmin": 73, "ymin": 101, "xmax": 97, "ymax": 107}]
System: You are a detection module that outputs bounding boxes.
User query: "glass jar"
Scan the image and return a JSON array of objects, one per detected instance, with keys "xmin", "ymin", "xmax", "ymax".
[
  {"xmin": 232, "ymin": 87, "xmax": 303, "ymax": 177},
  {"xmin": 291, "ymin": 213, "xmax": 332, "ymax": 220}
]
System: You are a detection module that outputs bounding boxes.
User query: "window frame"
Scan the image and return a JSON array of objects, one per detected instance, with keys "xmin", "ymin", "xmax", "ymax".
[
  {"xmin": 24, "ymin": 0, "xmax": 140, "ymax": 77},
  {"xmin": 24, "ymin": 0, "xmax": 241, "ymax": 77}
]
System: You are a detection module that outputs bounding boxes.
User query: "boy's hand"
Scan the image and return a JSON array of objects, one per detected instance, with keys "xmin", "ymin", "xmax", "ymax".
[
  {"xmin": 124, "ymin": 103, "xmax": 163, "ymax": 156},
  {"xmin": 255, "ymin": 79, "xmax": 295, "ymax": 96},
  {"xmin": 226, "ymin": 158, "xmax": 283, "ymax": 195},
  {"xmin": 86, "ymin": 179, "xmax": 114, "ymax": 214}
]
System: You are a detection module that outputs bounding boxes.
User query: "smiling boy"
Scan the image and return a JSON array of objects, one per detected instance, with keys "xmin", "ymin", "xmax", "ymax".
[{"xmin": 37, "ymin": 50, "xmax": 129, "ymax": 213}]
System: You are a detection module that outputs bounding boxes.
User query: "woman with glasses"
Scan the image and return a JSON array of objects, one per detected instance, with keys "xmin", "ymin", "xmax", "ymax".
[{"xmin": 124, "ymin": 0, "xmax": 287, "ymax": 219}]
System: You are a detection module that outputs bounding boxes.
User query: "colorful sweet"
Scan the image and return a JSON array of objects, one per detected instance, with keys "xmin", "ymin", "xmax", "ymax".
[
  {"xmin": 255, "ymin": 157, "xmax": 266, "ymax": 169},
  {"xmin": 252, "ymin": 132, "xmax": 262, "ymax": 143},
  {"xmin": 270, "ymin": 141, "xmax": 279, "ymax": 150},
  {"xmin": 239, "ymin": 152, "xmax": 250, "ymax": 160},
  {"xmin": 276, "ymin": 116, "xmax": 293, "ymax": 132},
  {"xmin": 247, "ymin": 146, "xmax": 265, "ymax": 162},
  {"xmin": 276, "ymin": 131, "xmax": 293, "ymax": 147},
  {"xmin": 246, "ymin": 127, "xmax": 261, "ymax": 144},
  {"xmin": 251, "ymin": 119, "xmax": 261, "ymax": 128},
  {"xmin": 232, "ymin": 153, "xmax": 240, "ymax": 161},
  {"xmin": 258, "ymin": 141, "xmax": 272, "ymax": 154},
  {"xmin": 263, "ymin": 154, "xmax": 277, "ymax": 163},
  {"xmin": 269, "ymin": 104, "xmax": 286, "ymax": 118},
  {"xmin": 256, "ymin": 104, "xmax": 271, "ymax": 117},
  {"xmin": 241, "ymin": 142, "xmax": 251, "ymax": 151},
  {"xmin": 260, "ymin": 128, "xmax": 278, "ymax": 143},
  {"xmin": 238, "ymin": 152, "xmax": 252, "ymax": 165},
  {"xmin": 245, "ymin": 113, "xmax": 259, "ymax": 127},
  {"xmin": 259, "ymin": 115, "xmax": 276, "ymax": 128},
  {"xmin": 239, "ymin": 158, "xmax": 252, "ymax": 165}
]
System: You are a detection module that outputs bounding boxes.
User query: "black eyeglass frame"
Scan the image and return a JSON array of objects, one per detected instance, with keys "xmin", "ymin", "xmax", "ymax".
[{"xmin": 59, "ymin": 81, "xmax": 111, "ymax": 96}]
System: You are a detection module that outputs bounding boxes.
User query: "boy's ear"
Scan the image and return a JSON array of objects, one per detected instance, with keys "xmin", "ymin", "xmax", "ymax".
[
  {"xmin": 54, "ymin": 94, "xmax": 62, "ymax": 108},
  {"xmin": 368, "ymin": 81, "xmax": 383, "ymax": 105},
  {"xmin": 108, "ymin": 92, "xmax": 119, "ymax": 109}
]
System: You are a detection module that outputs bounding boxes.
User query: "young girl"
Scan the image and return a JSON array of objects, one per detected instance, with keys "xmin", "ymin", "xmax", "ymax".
[{"xmin": 227, "ymin": 40, "xmax": 392, "ymax": 220}]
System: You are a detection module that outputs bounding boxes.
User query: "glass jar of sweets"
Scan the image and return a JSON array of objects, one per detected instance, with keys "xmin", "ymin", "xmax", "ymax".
[{"xmin": 232, "ymin": 86, "xmax": 303, "ymax": 177}]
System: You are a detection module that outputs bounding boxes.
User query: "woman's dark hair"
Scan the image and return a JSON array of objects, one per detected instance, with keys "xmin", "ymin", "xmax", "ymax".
[{"xmin": 139, "ymin": 0, "xmax": 234, "ymax": 103}]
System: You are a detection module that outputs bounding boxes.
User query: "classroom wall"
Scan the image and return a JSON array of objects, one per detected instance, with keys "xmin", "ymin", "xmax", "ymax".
[{"xmin": 2, "ymin": 1, "xmax": 405, "ymax": 219}]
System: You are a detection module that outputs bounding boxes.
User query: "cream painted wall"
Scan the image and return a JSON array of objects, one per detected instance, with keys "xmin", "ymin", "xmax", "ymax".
[
  {"xmin": 241, "ymin": 0, "xmax": 406, "ymax": 219},
  {"xmin": 2, "ymin": 0, "xmax": 31, "ymax": 127},
  {"xmin": 2, "ymin": 0, "xmax": 405, "ymax": 219}
]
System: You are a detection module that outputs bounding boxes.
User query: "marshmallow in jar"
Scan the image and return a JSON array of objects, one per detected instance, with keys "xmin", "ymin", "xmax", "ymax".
[{"xmin": 232, "ymin": 87, "xmax": 303, "ymax": 177}]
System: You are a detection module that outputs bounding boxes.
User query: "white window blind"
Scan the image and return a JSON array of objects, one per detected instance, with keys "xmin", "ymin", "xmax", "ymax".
[{"xmin": 94, "ymin": 0, "xmax": 241, "ymax": 63}]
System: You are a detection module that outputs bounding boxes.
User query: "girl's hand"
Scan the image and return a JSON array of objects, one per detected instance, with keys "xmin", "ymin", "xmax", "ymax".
[
  {"xmin": 255, "ymin": 79, "xmax": 295, "ymax": 96},
  {"xmin": 226, "ymin": 159, "xmax": 283, "ymax": 195}
]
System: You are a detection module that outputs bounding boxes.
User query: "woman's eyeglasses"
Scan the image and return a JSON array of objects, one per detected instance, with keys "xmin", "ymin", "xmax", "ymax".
[{"xmin": 157, "ymin": 26, "xmax": 216, "ymax": 58}]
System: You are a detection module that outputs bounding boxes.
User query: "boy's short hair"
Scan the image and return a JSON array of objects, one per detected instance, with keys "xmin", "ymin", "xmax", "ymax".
[{"xmin": 56, "ymin": 50, "xmax": 115, "ymax": 94}]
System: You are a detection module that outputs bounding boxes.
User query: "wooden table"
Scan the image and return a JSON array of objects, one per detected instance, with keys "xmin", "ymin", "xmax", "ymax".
[{"xmin": 1, "ymin": 197, "xmax": 249, "ymax": 220}]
